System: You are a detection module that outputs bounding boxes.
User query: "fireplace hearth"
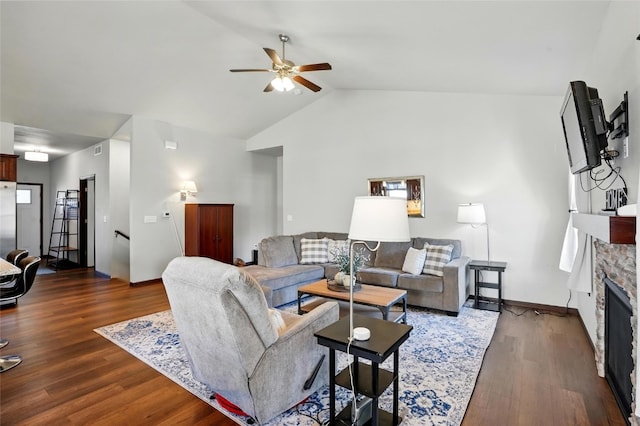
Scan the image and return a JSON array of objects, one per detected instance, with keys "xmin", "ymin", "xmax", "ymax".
[
  {"xmin": 606, "ymin": 276, "xmax": 634, "ymax": 423},
  {"xmin": 594, "ymin": 240, "xmax": 637, "ymax": 425}
]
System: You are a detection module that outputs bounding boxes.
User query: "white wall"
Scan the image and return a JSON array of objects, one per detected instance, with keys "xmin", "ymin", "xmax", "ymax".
[
  {"xmin": 573, "ymin": 1, "xmax": 640, "ymax": 347},
  {"xmin": 109, "ymin": 138, "xmax": 130, "ymax": 282},
  {"xmin": 16, "ymin": 159, "xmax": 51, "ymax": 256},
  {"xmin": 128, "ymin": 117, "xmax": 277, "ymax": 283},
  {"xmin": 277, "ymin": 155, "xmax": 283, "ymax": 235},
  {"xmin": 49, "ymin": 141, "xmax": 111, "ymax": 275},
  {"xmin": 0, "ymin": 122, "xmax": 14, "ymax": 154},
  {"xmin": 249, "ymin": 89, "xmax": 572, "ymax": 307}
]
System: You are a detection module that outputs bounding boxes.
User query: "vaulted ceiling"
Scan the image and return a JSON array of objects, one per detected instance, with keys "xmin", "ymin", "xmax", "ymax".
[{"xmin": 1, "ymin": 1, "xmax": 612, "ymax": 159}]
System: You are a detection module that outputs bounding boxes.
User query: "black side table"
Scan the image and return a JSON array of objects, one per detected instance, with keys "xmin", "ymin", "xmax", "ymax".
[
  {"xmin": 314, "ymin": 315, "xmax": 412, "ymax": 426},
  {"xmin": 469, "ymin": 260, "xmax": 507, "ymax": 312}
]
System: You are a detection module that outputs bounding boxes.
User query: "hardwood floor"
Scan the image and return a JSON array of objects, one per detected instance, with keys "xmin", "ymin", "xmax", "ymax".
[
  {"xmin": 463, "ymin": 305, "xmax": 625, "ymax": 426},
  {"xmin": 1, "ymin": 269, "xmax": 625, "ymax": 425}
]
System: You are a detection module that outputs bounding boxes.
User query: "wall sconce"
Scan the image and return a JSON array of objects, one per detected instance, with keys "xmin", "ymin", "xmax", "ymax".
[{"xmin": 180, "ymin": 180, "xmax": 198, "ymax": 201}]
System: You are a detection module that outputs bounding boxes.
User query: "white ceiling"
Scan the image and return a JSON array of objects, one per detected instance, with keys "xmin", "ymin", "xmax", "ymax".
[{"xmin": 1, "ymin": 1, "xmax": 612, "ymax": 159}]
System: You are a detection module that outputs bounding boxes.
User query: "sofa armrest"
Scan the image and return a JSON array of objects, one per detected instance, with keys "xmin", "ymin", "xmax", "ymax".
[
  {"xmin": 275, "ymin": 301, "xmax": 339, "ymax": 344},
  {"xmin": 441, "ymin": 256, "xmax": 471, "ymax": 313}
]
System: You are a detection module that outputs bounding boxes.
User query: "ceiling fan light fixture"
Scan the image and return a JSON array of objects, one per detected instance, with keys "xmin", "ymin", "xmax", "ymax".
[
  {"xmin": 231, "ymin": 34, "xmax": 330, "ymax": 93},
  {"xmin": 271, "ymin": 76, "xmax": 294, "ymax": 92},
  {"xmin": 282, "ymin": 76, "xmax": 295, "ymax": 91}
]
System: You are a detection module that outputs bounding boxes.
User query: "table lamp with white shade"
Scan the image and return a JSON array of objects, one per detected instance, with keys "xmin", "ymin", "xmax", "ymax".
[{"xmin": 347, "ymin": 196, "xmax": 410, "ymax": 341}]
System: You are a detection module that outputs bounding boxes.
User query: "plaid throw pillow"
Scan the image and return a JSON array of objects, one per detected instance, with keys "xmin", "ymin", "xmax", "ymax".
[
  {"xmin": 300, "ymin": 238, "xmax": 329, "ymax": 264},
  {"xmin": 422, "ymin": 242, "xmax": 454, "ymax": 277}
]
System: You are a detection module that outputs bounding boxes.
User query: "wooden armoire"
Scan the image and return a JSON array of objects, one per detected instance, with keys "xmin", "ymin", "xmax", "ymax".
[{"xmin": 184, "ymin": 204, "xmax": 234, "ymax": 264}]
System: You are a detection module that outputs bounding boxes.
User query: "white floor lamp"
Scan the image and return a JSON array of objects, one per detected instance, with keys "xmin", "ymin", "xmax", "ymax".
[
  {"xmin": 457, "ymin": 203, "xmax": 491, "ymax": 264},
  {"xmin": 347, "ymin": 196, "xmax": 410, "ymax": 341}
]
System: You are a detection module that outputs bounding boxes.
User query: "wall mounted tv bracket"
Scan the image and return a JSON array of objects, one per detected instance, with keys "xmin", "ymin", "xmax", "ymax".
[
  {"xmin": 590, "ymin": 91, "xmax": 629, "ymax": 160},
  {"xmin": 608, "ymin": 91, "xmax": 629, "ymax": 140}
]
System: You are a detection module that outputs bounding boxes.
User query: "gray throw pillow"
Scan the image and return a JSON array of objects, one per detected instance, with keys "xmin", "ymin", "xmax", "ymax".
[{"xmin": 259, "ymin": 236, "xmax": 298, "ymax": 268}]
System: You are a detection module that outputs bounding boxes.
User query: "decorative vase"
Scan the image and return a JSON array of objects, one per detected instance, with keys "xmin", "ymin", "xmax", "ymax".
[
  {"xmin": 334, "ymin": 272, "xmax": 345, "ymax": 285},
  {"xmin": 342, "ymin": 274, "xmax": 352, "ymax": 288}
]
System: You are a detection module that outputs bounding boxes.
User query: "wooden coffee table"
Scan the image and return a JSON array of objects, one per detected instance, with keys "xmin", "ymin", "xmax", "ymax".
[{"xmin": 297, "ymin": 279, "xmax": 407, "ymax": 324}]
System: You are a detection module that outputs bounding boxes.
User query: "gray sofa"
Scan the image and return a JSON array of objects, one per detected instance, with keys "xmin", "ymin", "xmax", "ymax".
[{"xmin": 243, "ymin": 232, "xmax": 471, "ymax": 315}]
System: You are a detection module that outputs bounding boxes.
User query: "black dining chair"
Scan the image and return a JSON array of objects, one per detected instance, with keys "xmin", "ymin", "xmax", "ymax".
[
  {"xmin": 7, "ymin": 249, "xmax": 29, "ymax": 266},
  {"xmin": 0, "ymin": 256, "xmax": 40, "ymax": 373},
  {"xmin": 0, "ymin": 249, "xmax": 28, "ymax": 285},
  {"xmin": 1, "ymin": 256, "xmax": 40, "ymax": 305}
]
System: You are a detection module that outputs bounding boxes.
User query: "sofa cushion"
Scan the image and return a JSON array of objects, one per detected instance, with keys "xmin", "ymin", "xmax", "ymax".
[
  {"xmin": 422, "ymin": 242, "xmax": 454, "ymax": 277},
  {"xmin": 357, "ymin": 267, "xmax": 399, "ymax": 287},
  {"xmin": 373, "ymin": 241, "xmax": 412, "ymax": 269},
  {"xmin": 293, "ymin": 232, "xmax": 318, "ymax": 261},
  {"xmin": 259, "ymin": 236, "xmax": 298, "ymax": 268},
  {"xmin": 397, "ymin": 273, "xmax": 444, "ymax": 293},
  {"xmin": 300, "ymin": 238, "xmax": 329, "ymax": 264},
  {"xmin": 413, "ymin": 237, "xmax": 461, "ymax": 260},
  {"xmin": 402, "ymin": 247, "xmax": 427, "ymax": 275},
  {"xmin": 317, "ymin": 232, "xmax": 348, "ymax": 241},
  {"xmin": 327, "ymin": 239, "xmax": 350, "ymax": 263},
  {"xmin": 242, "ymin": 264, "xmax": 325, "ymax": 291}
]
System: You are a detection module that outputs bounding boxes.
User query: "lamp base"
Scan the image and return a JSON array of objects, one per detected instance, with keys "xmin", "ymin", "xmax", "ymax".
[{"xmin": 353, "ymin": 327, "xmax": 371, "ymax": 341}]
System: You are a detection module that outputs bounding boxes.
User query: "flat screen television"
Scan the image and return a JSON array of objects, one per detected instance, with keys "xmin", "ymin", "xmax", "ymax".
[{"xmin": 560, "ymin": 81, "xmax": 608, "ymax": 174}]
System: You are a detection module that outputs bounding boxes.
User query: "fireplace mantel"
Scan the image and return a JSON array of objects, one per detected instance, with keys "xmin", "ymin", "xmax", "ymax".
[{"xmin": 572, "ymin": 213, "xmax": 636, "ymax": 244}]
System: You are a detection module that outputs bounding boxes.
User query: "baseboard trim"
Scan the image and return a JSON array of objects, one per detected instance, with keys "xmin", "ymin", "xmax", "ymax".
[
  {"xmin": 576, "ymin": 310, "xmax": 596, "ymax": 352},
  {"xmin": 130, "ymin": 278, "xmax": 163, "ymax": 287},
  {"xmin": 468, "ymin": 295, "xmax": 578, "ymax": 316},
  {"xmin": 94, "ymin": 270, "xmax": 110, "ymax": 279},
  {"xmin": 503, "ymin": 298, "xmax": 578, "ymax": 316}
]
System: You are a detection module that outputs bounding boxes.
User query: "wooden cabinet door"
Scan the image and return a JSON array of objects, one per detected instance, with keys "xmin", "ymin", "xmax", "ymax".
[
  {"xmin": 197, "ymin": 206, "xmax": 220, "ymax": 259},
  {"xmin": 0, "ymin": 154, "xmax": 18, "ymax": 182},
  {"xmin": 214, "ymin": 205, "xmax": 234, "ymax": 264},
  {"xmin": 184, "ymin": 204, "xmax": 234, "ymax": 263}
]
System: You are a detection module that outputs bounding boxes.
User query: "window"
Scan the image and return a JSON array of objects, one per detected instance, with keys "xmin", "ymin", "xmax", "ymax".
[{"xmin": 16, "ymin": 189, "xmax": 32, "ymax": 204}]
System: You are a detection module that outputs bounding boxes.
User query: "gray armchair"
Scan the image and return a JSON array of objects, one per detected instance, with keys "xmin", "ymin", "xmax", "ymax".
[{"xmin": 162, "ymin": 257, "xmax": 339, "ymax": 424}]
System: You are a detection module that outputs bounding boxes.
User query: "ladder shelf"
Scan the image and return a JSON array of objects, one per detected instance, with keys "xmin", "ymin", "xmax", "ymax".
[{"xmin": 47, "ymin": 190, "xmax": 80, "ymax": 270}]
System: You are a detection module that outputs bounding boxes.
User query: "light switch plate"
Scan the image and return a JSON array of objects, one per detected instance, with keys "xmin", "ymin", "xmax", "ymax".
[{"xmin": 144, "ymin": 215, "xmax": 157, "ymax": 223}]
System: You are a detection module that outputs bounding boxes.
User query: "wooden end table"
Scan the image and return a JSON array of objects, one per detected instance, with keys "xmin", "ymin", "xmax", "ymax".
[
  {"xmin": 315, "ymin": 314, "xmax": 412, "ymax": 425},
  {"xmin": 469, "ymin": 260, "xmax": 507, "ymax": 312}
]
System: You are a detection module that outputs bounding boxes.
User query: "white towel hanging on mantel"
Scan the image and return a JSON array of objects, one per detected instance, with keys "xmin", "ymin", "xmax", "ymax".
[
  {"xmin": 559, "ymin": 172, "xmax": 592, "ymax": 292},
  {"xmin": 559, "ymin": 174, "xmax": 578, "ymax": 272}
]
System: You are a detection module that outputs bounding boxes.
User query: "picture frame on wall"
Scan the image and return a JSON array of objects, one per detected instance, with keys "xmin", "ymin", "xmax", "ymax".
[{"xmin": 368, "ymin": 175, "xmax": 425, "ymax": 218}]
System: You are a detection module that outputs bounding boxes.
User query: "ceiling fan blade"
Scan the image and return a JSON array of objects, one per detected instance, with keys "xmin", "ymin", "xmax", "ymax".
[
  {"xmin": 292, "ymin": 75, "xmax": 322, "ymax": 92},
  {"xmin": 229, "ymin": 69, "xmax": 272, "ymax": 72},
  {"xmin": 295, "ymin": 63, "xmax": 332, "ymax": 72},
  {"xmin": 264, "ymin": 82, "xmax": 274, "ymax": 92},
  {"xmin": 263, "ymin": 48, "xmax": 283, "ymax": 66}
]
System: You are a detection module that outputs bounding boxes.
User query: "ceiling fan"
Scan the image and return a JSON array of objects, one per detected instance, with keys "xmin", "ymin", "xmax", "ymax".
[{"xmin": 230, "ymin": 34, "xmax": 331, "ymax": 93}]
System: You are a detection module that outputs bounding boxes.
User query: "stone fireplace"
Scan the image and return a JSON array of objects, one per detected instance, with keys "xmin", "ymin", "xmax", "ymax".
[{"xmin": 594, "ymin": 240, "xmax": 637, "ymax": 423}]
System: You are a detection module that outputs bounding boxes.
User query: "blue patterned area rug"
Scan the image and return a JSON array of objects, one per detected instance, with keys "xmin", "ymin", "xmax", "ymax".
[{"xmin": 94, "ymin": 302, "xmax": 498, "ymax": 425}]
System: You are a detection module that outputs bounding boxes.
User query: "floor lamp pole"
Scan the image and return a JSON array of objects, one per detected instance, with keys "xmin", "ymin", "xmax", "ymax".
[{"xmin": 349, "ymin": 242, "xmax": 355, "ymax": 340}]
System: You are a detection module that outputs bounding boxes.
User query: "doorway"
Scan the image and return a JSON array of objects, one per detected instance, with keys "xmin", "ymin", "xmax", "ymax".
[
  {"xmin": 16, "ymin": 183, "xmax": 43, "ymax": 256},
  {"xmin": 79, "ymin": 176, "xmax": 95, "ymax": 268}
]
